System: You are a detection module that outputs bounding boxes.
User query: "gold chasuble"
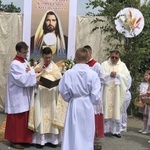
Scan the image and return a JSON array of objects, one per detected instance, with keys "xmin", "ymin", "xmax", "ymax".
[
  {"xmin": 102, "ymin": 59, "xmax": 130, "ymax": 120},
  {"xmin": 28, "ymin": 61, "xmax": 67, "ymax": 134}
]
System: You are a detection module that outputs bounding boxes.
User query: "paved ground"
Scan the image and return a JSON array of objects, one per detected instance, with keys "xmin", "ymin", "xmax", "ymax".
[
  {"xmin": 101, "ymin": 116, "xmax": 150, "ymax": 150},
  {"xmin": 0, "ymin": 112, "xmax": 150, "ymax": 150}
]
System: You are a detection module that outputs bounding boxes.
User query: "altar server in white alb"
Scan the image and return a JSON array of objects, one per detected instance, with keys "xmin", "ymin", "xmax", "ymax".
[
  {"xmin": 5, "ymin": 41, "xmax": 43, "ymax": 149},
  {"xmin": 84, "ymin": 45, "xmax": 104, "ymax": 139},
  {"xmin": 59, "ymin": 47, "xmax": 101, "ymax": 150}
]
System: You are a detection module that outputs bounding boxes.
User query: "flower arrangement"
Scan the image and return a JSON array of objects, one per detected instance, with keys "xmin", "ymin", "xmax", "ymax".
[
  {"xmin": 28, "ymin": 59, "xmax": 40, "ymax": 67},
  {"xmin": 28, "ymin": 58, "xmax": 76, "ymax": 73},
  {"xmin": 62, "ymin": 59, "xmax": 76, "ymax": 71}
]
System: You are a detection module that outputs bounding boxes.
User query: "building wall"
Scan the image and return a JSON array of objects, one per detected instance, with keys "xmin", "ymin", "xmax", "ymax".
[{"xmin": 0, "ymin": 13, "xmax": 23, "ymax": 112}]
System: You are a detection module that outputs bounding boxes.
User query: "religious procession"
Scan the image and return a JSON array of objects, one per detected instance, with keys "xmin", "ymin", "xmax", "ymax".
[{"xmin": 0, "ymin": 0, "xmax": 150, "ymax": 150}]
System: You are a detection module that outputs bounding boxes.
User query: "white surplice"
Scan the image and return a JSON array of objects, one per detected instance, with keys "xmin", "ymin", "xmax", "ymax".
[
  {"xmin": 88, "ymin": 59, "xmax": 104, "ymax": 114},
  {"xmin": 5, "ymin": 60, "xmax": 36, "ymax": 114},
  {"xmin": 101, "ymin": 58, "xmax": 130, "ymax": 134},
  {"xmin": 59, "ymin": 64, "xmax": 101, "ymax": 150}
]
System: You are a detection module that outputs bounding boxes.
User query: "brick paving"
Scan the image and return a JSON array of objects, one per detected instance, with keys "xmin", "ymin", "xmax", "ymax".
[{"xmin": 0, "ymin": 113, "xmax": 150, "ymax": 150}]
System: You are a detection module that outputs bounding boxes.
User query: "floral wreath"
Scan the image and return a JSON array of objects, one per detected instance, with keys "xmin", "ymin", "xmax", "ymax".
[{"xmin": 115, "ymin": 7, "xmax": 144, "ymax": 38}]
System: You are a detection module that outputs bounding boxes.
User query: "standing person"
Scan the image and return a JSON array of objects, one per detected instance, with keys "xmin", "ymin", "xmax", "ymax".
[
  {"xmin": 59, "ymin": 48, "xmax": 101, "ymax": 150},
  {"xmin": 121, "ymin": 74, "xmax": 132, "ymax": 132},
  {"xmin": 5, "ymin": 41, "xmax": 43, "ymax": 149},
  {"xmin": 84, "ymin": 45, "xmax": 104, "ymax": 140},
  {"xmin": 138, "ymin": 70, "xmax": 150, "ymax": 134},
  {"xmin": 28, "ymin": 47, "xmax": 67, "ymax": 148},
  {"xmin": 30, "ymin": 10, "xmax": 68, "ymax": 62},
  {"xmin": 101, "ymin": 50, "xmax": 130, "ymax": 138}
]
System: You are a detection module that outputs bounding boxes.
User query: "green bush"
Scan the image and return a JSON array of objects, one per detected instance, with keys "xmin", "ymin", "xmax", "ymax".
[
  {"xmin": 0, "ymin": 0, "xmax": 21, "ymax": 12},
  {"xmin": 86, "ymin": 0, "xmax": 150, "ymax": 116}
]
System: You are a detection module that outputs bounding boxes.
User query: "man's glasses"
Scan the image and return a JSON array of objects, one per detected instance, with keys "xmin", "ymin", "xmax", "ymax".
[{"xmin": 111, "ymin": 56, "xmax": 119, "ymax": 60}]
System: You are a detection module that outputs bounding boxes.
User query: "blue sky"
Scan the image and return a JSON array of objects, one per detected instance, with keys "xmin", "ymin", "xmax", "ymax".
[
  {"xmin": 1, "ymin": 0, "xmax": 99, "ymax": 15},
  {"xmin": 1, "ymin": 0, "xmax": 24, "ymax": 11}
]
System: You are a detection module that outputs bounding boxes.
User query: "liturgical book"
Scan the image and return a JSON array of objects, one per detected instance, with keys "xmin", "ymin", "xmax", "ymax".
[{"xmin": 39, "ymin": 76, "xmax": 60, "ymax": 89}]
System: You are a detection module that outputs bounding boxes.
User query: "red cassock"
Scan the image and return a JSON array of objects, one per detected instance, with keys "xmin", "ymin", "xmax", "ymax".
[
  {"xmin": 5, "ymin": 111, "xmax": 33, "ymax": 143},
  {"xmin": 87, "ymin": 59, "xmax": 104, "ymax": 139},
  {"xmin": 95, "ymin": 114, "xmax": 104, "ymax": 138}
]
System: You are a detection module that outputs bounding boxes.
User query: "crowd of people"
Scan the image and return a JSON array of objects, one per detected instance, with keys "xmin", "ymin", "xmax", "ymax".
[{"xmin": 4, "ymin": 41, "xmax": 150, "ymax": 149}]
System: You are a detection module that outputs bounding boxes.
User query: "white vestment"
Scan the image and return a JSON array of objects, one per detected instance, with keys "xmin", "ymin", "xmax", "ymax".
[
  {"xmin": 88, "ymin": 59, "xmax": 104, "ymax": 114},
  {"xmin": 101, "ymin": 58, "xmax": 130, "ymax": 134},
  {"xmin": 5, "ymin": 59, "xmax": 36, "ymax": 114},
  {"xmin": 121, "ymin": 75, "xmax": 132, "ymax": 131},
  {"xmin": 59, "ymin": 64, "xmax": 101, "ymax": 150},
  {"xmin": 28, "ymin": 61, "xmax": 67, "ymax": 145}
]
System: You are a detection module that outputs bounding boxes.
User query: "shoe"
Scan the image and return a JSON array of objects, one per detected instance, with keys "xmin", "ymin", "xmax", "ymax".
[
  {"xmin": 120, "ymin": 128, "xmax": 127, "ymax": 132},
  {"xmin": 138, "ymin": 129, "xmax": 145, "ymax": 133},
  {"xmin": 113, "ymin": 134, "xmax": 121, "ymax": 138},
  {"xmin": 142, "ymin": 130, "xmax": 150, "ymax": 134},
  {"xmin": 22, "ymin": 143, "xmax": 31, "ymax": 148},
  {"xmin": 47, "ymin": 143, "xmax": 57, "ymax": 148},
  {"xmin": 36, "ymin": 144, "xmax": 44, "ymax": 149},
  {"xmin": 11, "ymin": 143, "xmax": 24, "ymax": 149}
]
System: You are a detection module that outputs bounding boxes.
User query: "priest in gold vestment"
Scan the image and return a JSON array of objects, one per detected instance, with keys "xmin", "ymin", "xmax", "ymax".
[
  {"xmin": 28, "ymin": 47, "xmax": 67, "ymax": 148},
  {"xmin": 101, "ymin": 50, "xmax": 130, "ymax": 138}
]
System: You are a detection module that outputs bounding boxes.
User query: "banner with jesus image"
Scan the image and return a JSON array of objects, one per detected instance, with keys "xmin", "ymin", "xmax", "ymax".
[{"xmin": 23, "ymin": 0, "xmax": 77, "ymax": 62}]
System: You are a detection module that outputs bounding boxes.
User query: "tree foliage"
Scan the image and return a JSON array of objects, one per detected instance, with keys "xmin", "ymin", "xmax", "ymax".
[
  {"xmin": 86, "ymin": 0, "xmax": 150, "ymax": 116},
  {"xmin": 0, "ymin": 0, "xmax": 21, "ymax": 12}
]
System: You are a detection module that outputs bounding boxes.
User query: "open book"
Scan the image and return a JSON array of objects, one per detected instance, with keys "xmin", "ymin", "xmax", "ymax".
[{"xmin": 39, "ymin": 76, "xmax": 60, "ymax": 89}]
